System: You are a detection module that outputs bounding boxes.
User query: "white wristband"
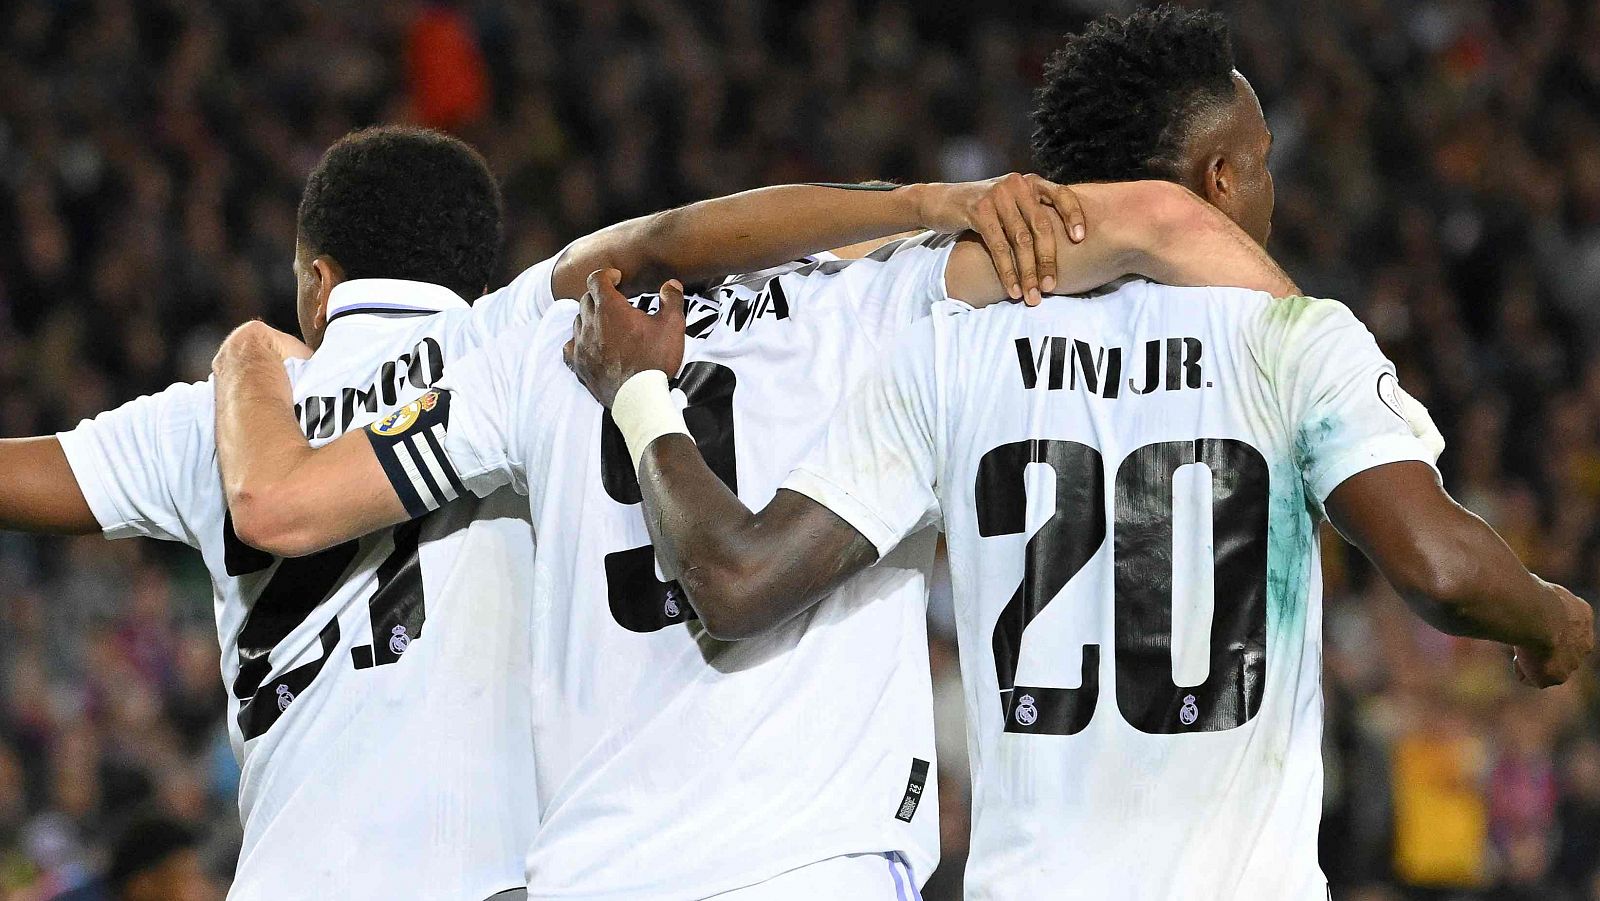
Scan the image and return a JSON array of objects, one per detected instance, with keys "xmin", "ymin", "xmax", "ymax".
[{"xmin": 611, "ymin": 370, "xmax": 690, "ymax": 471}]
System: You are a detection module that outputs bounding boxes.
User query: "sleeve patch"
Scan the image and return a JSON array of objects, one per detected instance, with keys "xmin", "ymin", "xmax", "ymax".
[{"xmin": 365, "ymin": 390, "xmax": 464, "ymax": 518}]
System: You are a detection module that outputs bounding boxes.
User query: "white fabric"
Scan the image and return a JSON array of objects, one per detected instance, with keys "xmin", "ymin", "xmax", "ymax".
[
  {"xmin": 611, "ymin": 369, "xmax": 690, "ymax": 469},
  {"xmin": 55, "ymin": 260, "xmax": 563, "ymax": 901},
  {"xmin": 417, "ymin": 235, "xmax": 960, "ymax": 899},
  {"xmin": 327, "ymin": 277, "xmax": 469, "ymax": 317},
  {"xmin": 706, "ymin": 853, "xmax": 917, "ymax": 900},
  {"xmin": 782, "ymin": 283, "xmax": 1441, "ymax": 901}
]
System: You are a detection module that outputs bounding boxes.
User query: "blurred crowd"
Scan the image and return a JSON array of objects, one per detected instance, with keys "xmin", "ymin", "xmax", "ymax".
[{"xmin": 0, "ymin": 0, "xmax": 1597, "ymax": 898}]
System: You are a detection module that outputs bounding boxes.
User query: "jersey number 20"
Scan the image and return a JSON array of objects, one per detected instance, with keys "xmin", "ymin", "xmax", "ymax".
[{"xmin": 976, "ymin": 438, "xmax": 1269, "ymax": 736}]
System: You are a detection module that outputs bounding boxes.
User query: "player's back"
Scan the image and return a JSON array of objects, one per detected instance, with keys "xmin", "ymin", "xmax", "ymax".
[
  {"xmin": 918, "ymin": 280, "xmax": 1421, "ymax": 899},
  {"xmin": 428, "ymin": 239, "xmax": 957, "ymax": 898},
  {"xmin": 59, "ymin": 275, "xmax": 554, "ymax": 900}
]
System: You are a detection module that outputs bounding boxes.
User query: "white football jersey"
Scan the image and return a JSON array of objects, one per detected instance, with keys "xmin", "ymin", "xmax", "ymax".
[
  {"xmin": 382, "ymin": 236, "xmax": 963, "ymax": 899},
  {"xmin": 783, "ymin": 282, "xmax": 1443, "ymax": 900},
  {"xmin": 57, "ymin": 265, "xmax": 564, "ymax": 901}
]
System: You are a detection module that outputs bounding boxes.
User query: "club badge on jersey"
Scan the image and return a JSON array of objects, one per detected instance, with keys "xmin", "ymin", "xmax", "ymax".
[{"xmin": 371, "ymin": 390, "xmax": 441, "ymax": 437}]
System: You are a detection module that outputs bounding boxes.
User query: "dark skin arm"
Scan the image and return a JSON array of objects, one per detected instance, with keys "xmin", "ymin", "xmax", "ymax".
[
  {"xmin": 554, "ymin": 175, "xmax": 1090, "ymax": 305},
  {"xmin": 1325, "ymin": 461, "xmax": 1593, "ymax": 687},
  {"xmin": 0, "ymin": 437, "xmax": 100, "ymax": 534},
  {"xmin": 637, "ymin": 437, "xmax": 874, "ymax": 639},
  {"xmin": 635, "ymin": 441, "xmax": 1594, "ymax": 688}
]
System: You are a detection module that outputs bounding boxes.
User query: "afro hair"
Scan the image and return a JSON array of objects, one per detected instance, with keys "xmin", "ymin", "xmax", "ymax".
[
  {"xmin": 1031, "ymin": 5, "xmax": 1238, "ymax": 185},
  {"xmin": 297, "ymin": 126, "xmax": 503, "ymax": 300}
]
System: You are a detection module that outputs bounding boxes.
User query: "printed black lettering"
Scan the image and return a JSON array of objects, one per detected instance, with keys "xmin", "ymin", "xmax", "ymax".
[{"xmin": 1131, "ymin": 339, "xmax": 1162, "ymax": 395}]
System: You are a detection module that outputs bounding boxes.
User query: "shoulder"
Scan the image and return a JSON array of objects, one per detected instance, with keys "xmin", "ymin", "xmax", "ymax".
[
  {"xmin": 1132, "ymin": 280, "xmax": 1281, "ymax": 311},
  {"xmin": 137, "ymin": 377, "xmax": 217, "ymax": 425},
  {"xmin": 1246, "ymin": 295, "xmax": 1365, "ymax": 352},
  {"xmin": 452, "ymin": 306, "xmax": 574, "ymax": 387}
]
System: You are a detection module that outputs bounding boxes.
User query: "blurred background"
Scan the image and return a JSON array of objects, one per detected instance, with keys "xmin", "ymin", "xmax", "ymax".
[{"xmin": 0, "ymin": 0, "xmax": 1597, "ymax": 898}]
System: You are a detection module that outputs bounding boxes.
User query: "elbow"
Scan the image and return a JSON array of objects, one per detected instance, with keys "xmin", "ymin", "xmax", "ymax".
[
  {"xmin": 226, "ymin": 483, "xmax": 323, "ymax": 558},
  {"xmin": 696, "ymin": 607, "xmax": 762, "ymax": 642},
  {"xmin": 1394, "ymin": 564, "xmax": 1471, "ymax": 615},
  {"xmin": 625, "ymin": 210, "xmax": 679, "ymax": 288},
  {"xmin": 683, "ymin": 568, "xmax": 783, "ymax": 641},
  {"xmin": 1385, "ymin": 543, "xmax": 1480, "ymax": 634}
]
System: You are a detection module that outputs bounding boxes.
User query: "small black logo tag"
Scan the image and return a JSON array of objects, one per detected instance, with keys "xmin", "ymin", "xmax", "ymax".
[{"xmin": 895, "ymin": 758, "xmax": 931, "ymax": 823}]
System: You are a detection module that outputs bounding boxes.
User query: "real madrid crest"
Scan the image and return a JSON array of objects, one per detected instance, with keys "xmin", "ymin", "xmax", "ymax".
[{"xmin": 371, "ymin": 399, "xmax": 423, "ymax": 436}]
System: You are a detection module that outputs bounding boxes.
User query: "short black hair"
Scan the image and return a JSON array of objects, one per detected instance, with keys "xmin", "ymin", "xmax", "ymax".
[
  {"xmin": 108, "ymin": 815, "xmax": 198, "ymax": 891},
  {"xmin": 297, "ymin": 126, "xmax": 503, "ymax": 299},
  {"xmin": 1031, "ymin": 5, "xmax": 1237, "ymax": 184}
]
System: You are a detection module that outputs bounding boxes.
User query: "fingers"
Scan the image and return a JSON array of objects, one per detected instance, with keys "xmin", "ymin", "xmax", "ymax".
[
  {"xmin": 993, "ymin": 175, "xmax": 1041, "ymax": 305},
  {"xmin": 1032, "ymin": 175, "xmax": 1087, "ymax": 246},
  {"xmin": 1513, "ymin": 647, "xmax": 1572, "ymax": 688},
  {"xmin": 1026, "ymin": 194, "xmax": 1058, "ymax": 298},
  {"xmin": 972, "ymin": 197, "xmax": 1021, "ymax": 300},
  {"xmin": 581, "ymin": 268, "xmax": 622, "ymax": 323},
  {"xmin": 1033, "ymin": 205, "xmax": 1073, "ymax": 305},
  {"xmin": 562, "ymin": 337, "xmax": 575, "ymax": 372},
  {"xmin": 1512, "ymin": 650, "xmax": 1542, "ymax": 687},
  {"xmin": 657, "ymin": 279, "xmax": 687, "ymax": 332},
  {"xmin": 587, "ymin": 268, "xmax": 626, "ymax": 309}
]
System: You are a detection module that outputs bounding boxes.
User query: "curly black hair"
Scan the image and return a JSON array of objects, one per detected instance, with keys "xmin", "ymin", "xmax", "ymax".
[
  {"xmin": 1031, "ymin": 5, "xmax": 1237, "ymax": 185},
  {"xmin": 297, "ymin": 126, "xmax": 503, "ymax": 300}
]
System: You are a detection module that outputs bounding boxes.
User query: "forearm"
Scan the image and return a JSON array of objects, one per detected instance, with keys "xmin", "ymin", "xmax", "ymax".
[
  {"xmin": 1329, "ymin": 466, "xmax": 1566, "ymax": 651},
  {"xmin": 1392, "ymin": 510, "xmax": 1566, "ymax": 651},
  {"xmin": 638, "ymin": 435, "xmax": 876, "ymax": 639},
  {"xmin": 214, "ymin": 343, "xmax": 321, "ymax": 551},
  {"xmin": 1124, "ymin": 183, "xmax": 1298, "ymax": 296},
  {"xmin": 559, "ymin": 183, "xmax": 926, "ymax": 298},
  {"xmin": 637, "ymin": 434, "xmax": 765, "ymax": 607},
  {"xmin": 0, "ymin": 437, "xmax": 99, "ymax": 533}
]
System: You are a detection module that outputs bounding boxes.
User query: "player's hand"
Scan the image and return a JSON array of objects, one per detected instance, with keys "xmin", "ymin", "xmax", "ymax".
[
  {"xmin": 566, "ymin": 268, "xmax": 687, "ymax": 408},
  {"xmin": 212, "ymin": 320, "xmax": 313, "ymax": 376},
  {"xmin": 1514, "ymin": 581, "xmax": 1595, "ymax": 687},
  {"xmin": 914, "ymin": 173, "xmax": 1086, "ymax": 306}
]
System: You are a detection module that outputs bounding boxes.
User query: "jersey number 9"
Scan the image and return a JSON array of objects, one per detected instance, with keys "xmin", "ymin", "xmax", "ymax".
[{"xmin": 598, "ymin": 362, "xmax": 738, "ymax": 633}]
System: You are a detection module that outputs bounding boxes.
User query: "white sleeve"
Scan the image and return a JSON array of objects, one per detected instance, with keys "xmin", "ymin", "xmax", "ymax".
[
  {"xmin": 808, "ymin": 232, "xmax": 961, "ymax": 346},
  {"xmin": 365, "ymin": 321, "xmax": 549, "ymax": 516},
  {"xmin": 1257, "ymin": 296, "xmax": 1445, "ymax": 511},
  {"xmin": 56, "ymin": 380, "xmax": 214, "ymax": 543},
  {"xmin": 844, "ymin": 230, "xmax": 953, "ymax": 344},
  {"xmin": 781, "ymin": 317, "xmax": 943, "ymax": 557},
  {"xmin": 468, "ymin": 247, "xmax": 570, "ymax": 337}
]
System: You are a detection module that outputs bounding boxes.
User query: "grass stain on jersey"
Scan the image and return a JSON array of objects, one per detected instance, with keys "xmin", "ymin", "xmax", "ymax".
[{"xmin": 1265, "ymin": 462, "xmax": 1315, "ymax": 640}]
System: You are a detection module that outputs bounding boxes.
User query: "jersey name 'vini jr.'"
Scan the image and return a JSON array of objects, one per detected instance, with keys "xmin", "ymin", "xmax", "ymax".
[{"xmin": 1015, "ymin": 334, "xmax": 1209, "ymax": 396}]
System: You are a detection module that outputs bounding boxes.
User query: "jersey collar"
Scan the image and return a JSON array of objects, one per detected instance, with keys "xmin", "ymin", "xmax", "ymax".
[{"xmin": 326, "ymin": 278, "xmax": 470, "ymax": 322}]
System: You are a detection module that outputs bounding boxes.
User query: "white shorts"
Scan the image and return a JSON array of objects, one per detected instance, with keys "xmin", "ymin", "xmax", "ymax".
[{"xmin": 708, "ymin": 853, "xmax": 923, "ymax": 900}]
